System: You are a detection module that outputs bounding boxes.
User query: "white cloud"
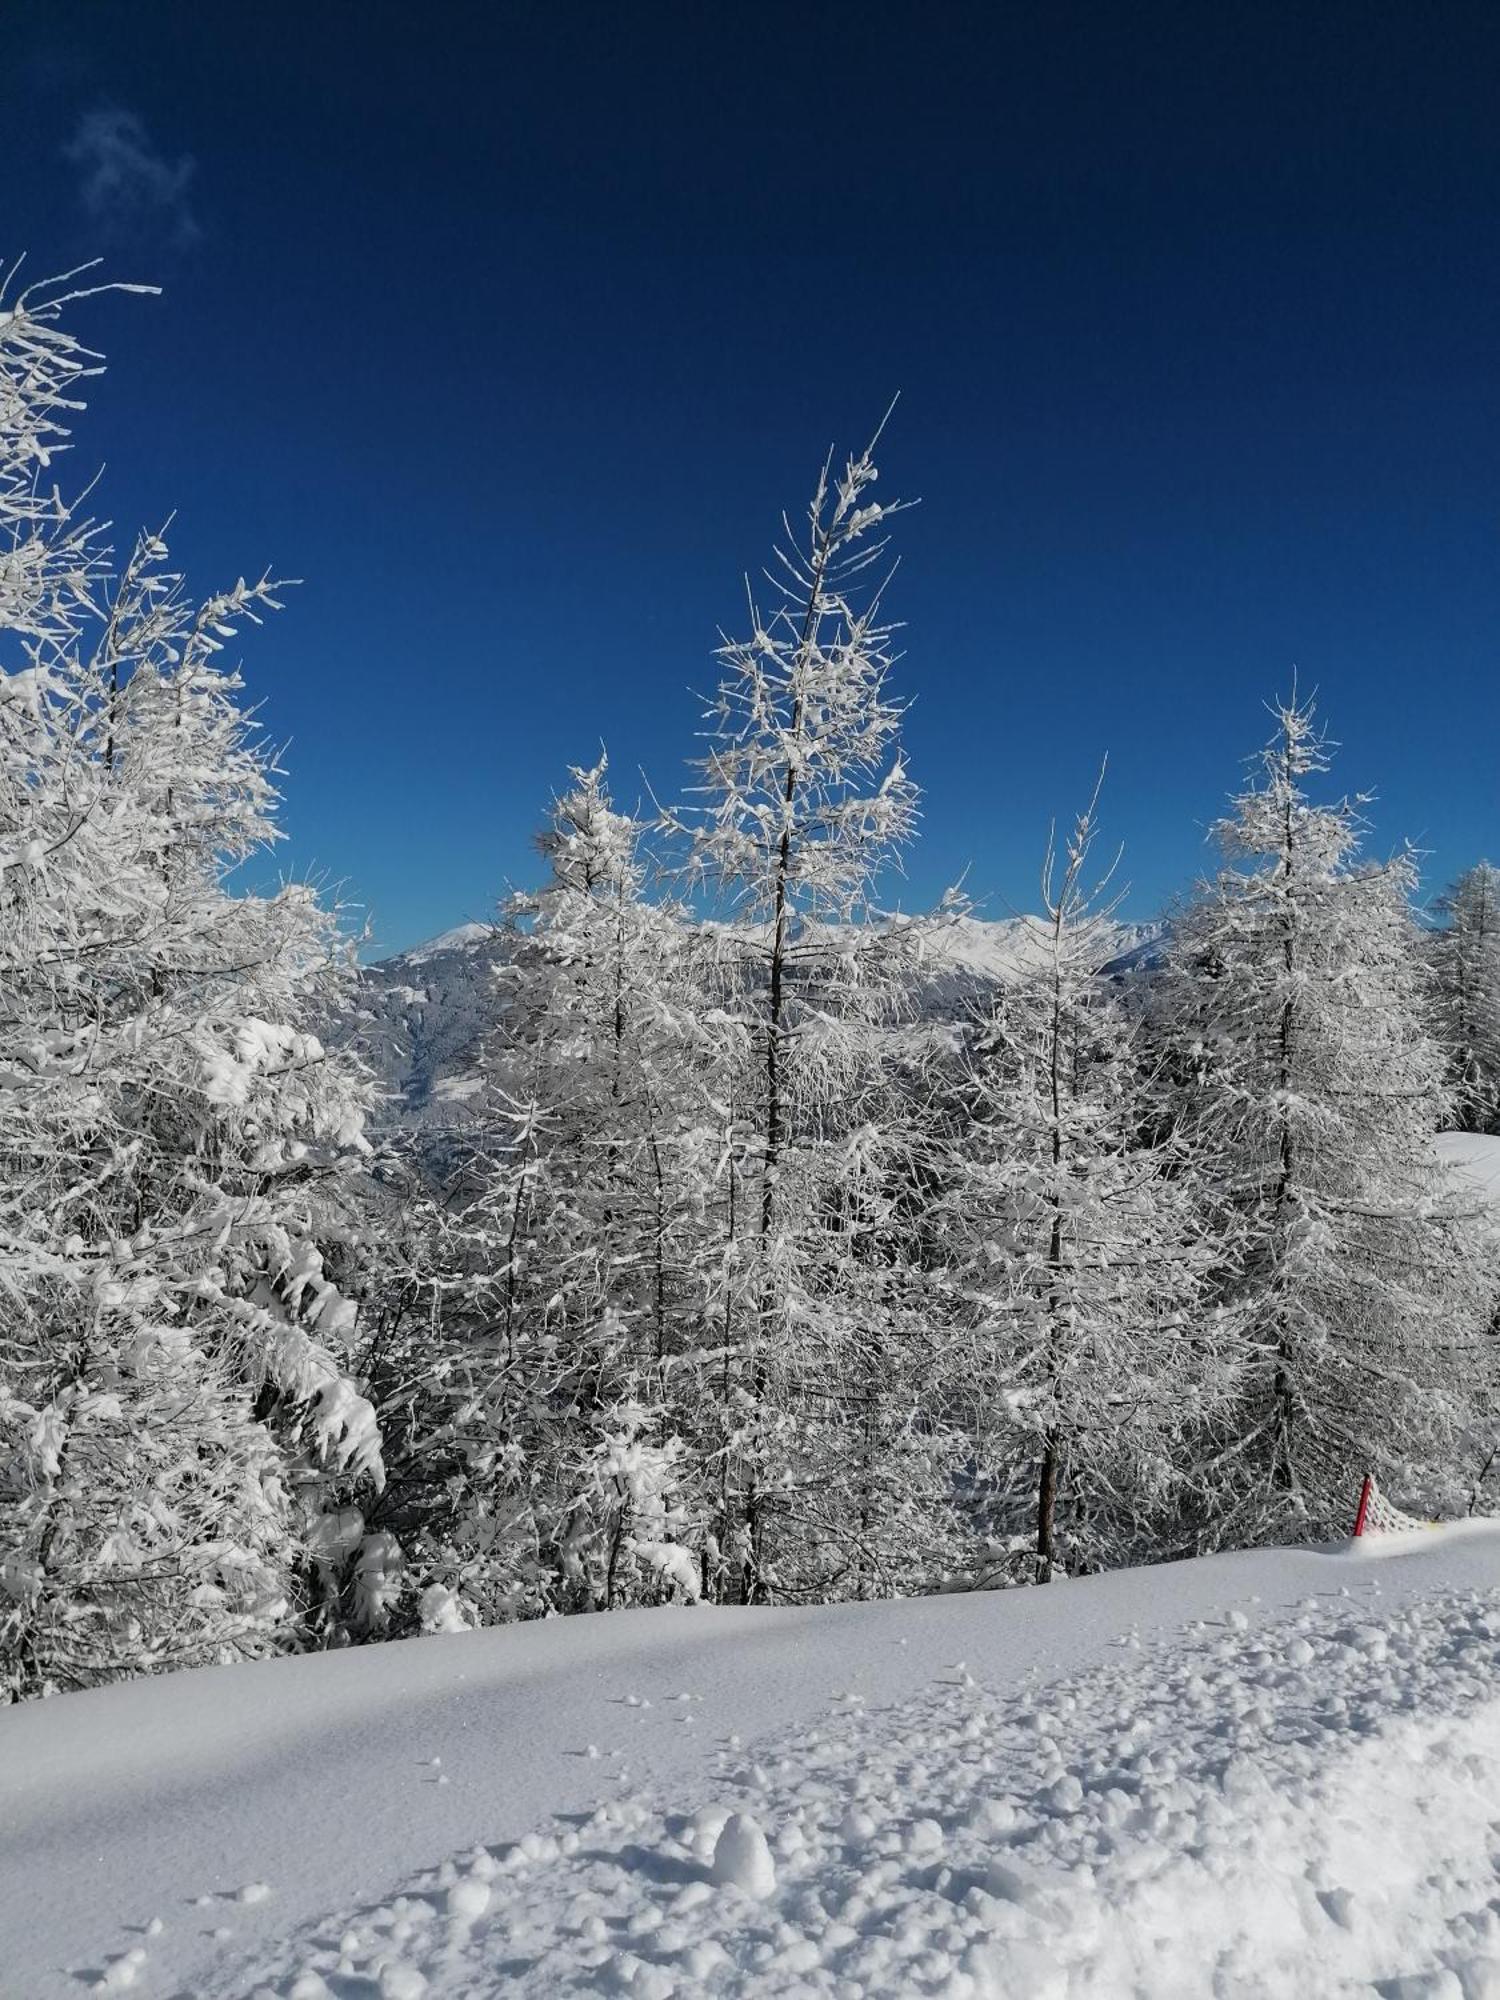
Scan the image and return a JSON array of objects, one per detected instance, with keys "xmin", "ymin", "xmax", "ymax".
[{"xmin": 65, "ymin": 107, "xmax": 200, "ymax": 248}]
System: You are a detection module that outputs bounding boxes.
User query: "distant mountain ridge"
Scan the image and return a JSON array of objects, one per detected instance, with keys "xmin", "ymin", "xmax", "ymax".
[{"xmin": 341, "ymin": 913, "xmax": 1165, "ymax": 1133}]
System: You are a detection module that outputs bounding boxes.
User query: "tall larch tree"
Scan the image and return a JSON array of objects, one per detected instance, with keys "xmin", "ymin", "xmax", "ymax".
[
  {"xmin": 359, "ymin": 758, "xmax": 715, "ymax": 1628},
  {"xmin": 677, "ymin": 421, "xmax": 955, "ymax": 1604},
  {"xmin": 943, "ymin": 785, "xmax": 1228, "ymax": 1582},
  {"xmin": 1162, "ymin": 695, "xmax": 1495, "ymax": 1543}
]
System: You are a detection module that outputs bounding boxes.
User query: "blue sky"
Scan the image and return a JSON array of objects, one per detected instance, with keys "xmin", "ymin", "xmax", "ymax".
[{"xmin": 6, "ymin": 2, "xmax": 1498, "ymax": 954}]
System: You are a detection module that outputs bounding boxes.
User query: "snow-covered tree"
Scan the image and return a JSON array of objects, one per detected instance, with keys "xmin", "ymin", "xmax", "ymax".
[
  {"xmin": 0, "ymin": 272, "xmax": 380, "ymax": 1697},
  {"xmin": 789, "ymin": 1098, "xmax": 967, "ymax": 1600},
  {"xmin": 1430, "ymin": 862, "xmax": 1500, "ymax": 1134},
  {"xmin": 941, "ymin": 785, "xmax": 1228, "ymax": 1581},
  {"xmin": 1161, "ymin": 695, "xmax": 1495, "ymax": 1542},
  {"xmin": 508, "ymin": 758, "xmax": 715, "ymax": 1402},
  {"xmin": 676, "ymin": 423, "xmax": 958, "ymax": 1603},
  {"xmin": 359, "ymin": 759, "xmax": 715, "ymax": 1626}
]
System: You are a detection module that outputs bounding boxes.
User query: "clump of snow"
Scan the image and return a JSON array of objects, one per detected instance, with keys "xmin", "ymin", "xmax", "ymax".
[
  {"xmin": 199, "ymin": 1017, "xmax": 325, "ymax": 1110},
  {"xmin": 377, "ymin": 1964, "xmax": 427, "ymax": 1999},
  {"xmin": 353, "ymin": 1530, "xmax": 404, "ymax": 1631},
  {"xmin": 446, "ymin": 1877, "xmax": 491, "ymax": 1923},
  {"xmin": 418, "ymin": 1582, "xmax": 473, "ymax": 1634},
  {"xmin": 92, "ymin": 1947, "xmax": 147, "ymax": 1992},
  {"xmin": 709, "ymin": 1812, "xmax": 776, "ymax": 1899}
]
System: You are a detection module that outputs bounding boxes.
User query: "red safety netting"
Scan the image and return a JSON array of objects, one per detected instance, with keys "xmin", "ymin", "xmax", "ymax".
[{"xmin": 1351, "ymin": 1473, "xmax": 1432, "ymax": 1537}]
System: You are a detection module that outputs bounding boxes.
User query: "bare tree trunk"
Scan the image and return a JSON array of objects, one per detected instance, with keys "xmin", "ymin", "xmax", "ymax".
[{"xmin": 1037, "ymin": 1434, "xmax": 1059, "ymax": 1583}]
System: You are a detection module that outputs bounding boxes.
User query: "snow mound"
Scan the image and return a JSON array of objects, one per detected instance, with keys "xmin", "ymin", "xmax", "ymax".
[{"xmin": 710, "ymin": 1812, "xmax": 777, "ymax": 1899}]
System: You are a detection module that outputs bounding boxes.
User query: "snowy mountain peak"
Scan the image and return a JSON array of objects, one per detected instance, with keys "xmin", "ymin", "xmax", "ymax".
[{"xmin": 402, "ymin": 920, "xmax": 496, "ymax": 963}]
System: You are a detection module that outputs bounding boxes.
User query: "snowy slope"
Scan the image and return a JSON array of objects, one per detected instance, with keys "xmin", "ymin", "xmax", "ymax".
[
  {"xmin": 338, "ymin": 925, "xmax": 511, "ymax": 1132},
  {"xmin": 1436, "ymin": 1130, "xmax": 1500, "ymax": 1222},
  {"xmin": 6, "ymin": 1530, "xmax": 1500, "ymax": 1997}
]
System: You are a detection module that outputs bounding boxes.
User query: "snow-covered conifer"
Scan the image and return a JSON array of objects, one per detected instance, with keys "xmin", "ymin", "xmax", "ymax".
[
  {"xmin": 942, "ymin": 784, "xmax": 1226, "ymax": 1581},
  {"xmin": 676, "ymin": 423, "xmax": 955, "ymax": 1603},
  {"xmin": 361, "ymin": 759, "xmax": 713, "ymax": 1625},
  {"xmin": 1430, "ymin": 863, "xmax": 1500, "ymax": 1134},
  {"xmin": 0, "ymin": 272, "xmax": 380, "ymax": 1697},
  {"xmin": 1162, "ymin": 696, "xmax": 1495, "ymax": 1541}
]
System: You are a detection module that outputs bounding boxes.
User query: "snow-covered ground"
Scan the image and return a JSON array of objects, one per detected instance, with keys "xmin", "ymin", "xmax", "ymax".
[
  {"xmin": 1437, "ymin": 1130, "xmax": 1500, "ymax": 1222},
  {"xmin": 7, "ymin": 1528, "xmax": 1500, "ymax": 1997}
]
